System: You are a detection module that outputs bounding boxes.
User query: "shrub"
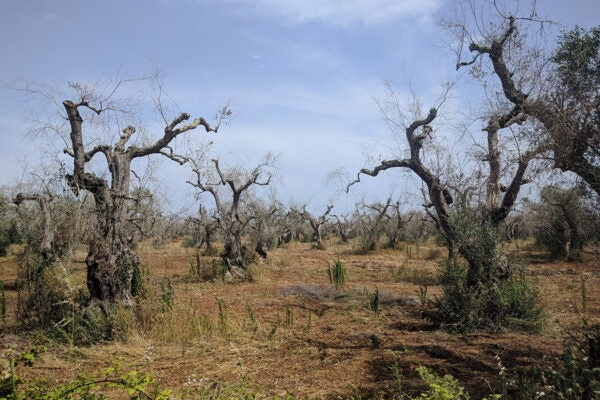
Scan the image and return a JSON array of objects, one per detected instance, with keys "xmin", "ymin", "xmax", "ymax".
[
  {"xmin": 181, "ymin": 234, "xmax": 197, "ymax": 248},
  {"xmin": 427, "ymin": 258, "xmax": 543, "ymax": 333},
  {"xmin": 365, "ymin": 287, "xmax": 381, "ymax": 314},
  {"xmin": 415, "ymin": 365, "xmax": 469, "ymax": 400}
]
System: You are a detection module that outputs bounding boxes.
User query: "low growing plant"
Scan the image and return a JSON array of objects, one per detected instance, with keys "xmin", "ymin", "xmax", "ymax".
[{"xmin": 326, "ymin": 256, "xmax": 347, "ymax": 291}]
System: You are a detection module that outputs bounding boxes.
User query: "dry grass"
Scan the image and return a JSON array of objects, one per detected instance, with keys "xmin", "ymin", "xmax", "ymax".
[{"xmin": 1, "ymin": 238, "xmax": 599, "ymax": 398}]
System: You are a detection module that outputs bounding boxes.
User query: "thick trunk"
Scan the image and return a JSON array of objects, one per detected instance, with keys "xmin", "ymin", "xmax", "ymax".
[
  {"xmin": 223, "ymin": 232, "xmax": 246, "ymax": 269},
  {"xmin": 562, "ymin": 205, "xmax": 584, "ymax": 261},
  {"xmin": 86, "ymin": 199, "xmax": 139, "ymax": 305}
]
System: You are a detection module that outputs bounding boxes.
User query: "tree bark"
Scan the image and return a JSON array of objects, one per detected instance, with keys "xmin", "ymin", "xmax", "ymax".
[{"xmin": 62, "ymin": 99, "xmax": 220, "ymax": 306}]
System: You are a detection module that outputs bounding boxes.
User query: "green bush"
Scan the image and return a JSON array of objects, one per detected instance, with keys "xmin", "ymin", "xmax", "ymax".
[
  {"xmin": 497, "ymin": 274, "xmax": 544, "ymax": 332},
  {"xmin": 427, "ymin": 258, "xmax": 543, "ymax": 333},
  {"xmin": 181, "ymin": 235, "xmax": 197, "ymax": 248},
  {"xmin": 415, "ymin": 366, "xmax": 469, "ymax": 400}
]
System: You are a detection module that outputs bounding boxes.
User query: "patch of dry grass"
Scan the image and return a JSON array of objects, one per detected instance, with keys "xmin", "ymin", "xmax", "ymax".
[{"xmin": 1, "ymin": 239, "xmax": 599, "ymax": 398}]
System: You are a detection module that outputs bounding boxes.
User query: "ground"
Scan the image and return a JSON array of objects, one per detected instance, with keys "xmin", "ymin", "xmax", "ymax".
[{"xmin": 0, "ymin": 239, "xmax": 599, "ymax": 399}]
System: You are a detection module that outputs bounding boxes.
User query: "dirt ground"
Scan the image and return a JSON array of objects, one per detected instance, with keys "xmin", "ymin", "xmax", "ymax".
[{"xmin": 1, "ymin": 239, "xmax": 599, "ymax": 398}]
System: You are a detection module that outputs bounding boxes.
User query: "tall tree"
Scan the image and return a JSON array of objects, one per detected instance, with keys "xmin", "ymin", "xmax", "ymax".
[
  {"xmin": 26, "ymin": 78, "xmax": 228, "ymax": 308},
  {"xmin": 456, "ymin": 11, "xmax": 600, "ymax": 195},
  {"xmin": 348, "ymin": 87, "xmax": 536, "ymax": 287}
]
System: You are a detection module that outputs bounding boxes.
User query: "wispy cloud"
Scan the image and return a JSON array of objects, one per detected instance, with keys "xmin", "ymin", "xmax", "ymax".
[{"xmin": 226, "ymin": 0, "xmax": 442, "ymax": 26}]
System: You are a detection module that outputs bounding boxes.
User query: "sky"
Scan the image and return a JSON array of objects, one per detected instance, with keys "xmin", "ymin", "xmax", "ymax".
[{"xmin": 0, "ymin": 0, "xmax": 598, "ymax": 215}]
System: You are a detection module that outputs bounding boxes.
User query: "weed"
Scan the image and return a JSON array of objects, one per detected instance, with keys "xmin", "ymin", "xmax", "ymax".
[
  {"xmin": 246, "ymin": 300, "xmax": 259, "ymax": 333},
  {"xmin": 159, "ymin": 277, "xmax": 174, "ymax": 313},
  {"xmin": 390, "ymin": 360, "xmax": 404, "ymax": 395},
  {"xmin": 304, "ymin": 310, "xmax": 312, "ymax": 334},
  {"xmin": 268, "ymin": 315, "xmax": 281, "ymax": 340},
  {"xmin": 415, "ymin": 365, "xmax": 468, "ymax": 399},
  {"xmin": 326, "ymin": 255, "xmax": 347, "ymax": 290},
  {"xmin": 216, "ymin": 297, "xmax": 228, "ymax": 335},
  {"xmin": 417, "ymin": 285, "xmax": 428, "ymax": 306},
  {"xmin": 365, "ymin": 287, "xmax": 381, "ymax": 314},
  {"xmin": 285, "ymin": 304, "xmax": 293, "ymax": 328}
]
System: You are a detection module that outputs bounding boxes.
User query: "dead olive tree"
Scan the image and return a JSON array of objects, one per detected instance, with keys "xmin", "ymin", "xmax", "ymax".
[
  {"xmin": 348, "ymin": 90, "xmax": 537, "ymax": 288},
  {"xmin": 353, "ymin": 198, "xmax": 393, "ymax": 253},
  {"xmin": 22, "ymin": 78, "xmax": 228, "ymax": 308},
  {"xmin": 14, "ymin": 193, "xmax": 54, "ymax": 261},
  {"xmin": 384, "ymin": 200, "xmax": 410, "ymax": 249},
  {"xmin": 187, "ymin": 156, "xmax": 274, "ymax": 278},
  {"xmin": 184, "ymin": 204, "xmax": 219, "ymax": 254},
  {"xmin": 290, "ymin": 204, "xmax": 334, "ymax": 249},
  {"xmin": 453, "ymin": 6, "xmax": 599, "ymax": 196},
  {"xmin": 332, "ymin": 213, "xmax": 352, "ymax": 243}
]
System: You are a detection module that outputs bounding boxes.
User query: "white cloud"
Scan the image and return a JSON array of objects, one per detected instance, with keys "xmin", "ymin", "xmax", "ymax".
[{"xmin": 227, "ymin": 0, "xmax": 442, "ymax": 26}]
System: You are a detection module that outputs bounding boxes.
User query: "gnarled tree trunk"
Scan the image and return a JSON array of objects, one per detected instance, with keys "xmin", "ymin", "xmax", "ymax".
[{"xmin": 62, "ymin": 97, "xmax": 222, "ymax": 307}]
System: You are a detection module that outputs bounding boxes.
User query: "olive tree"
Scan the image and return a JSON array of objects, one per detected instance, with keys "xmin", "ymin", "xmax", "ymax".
[
  {"xmin": 187, "ymin": 155, "xmax": 275, "ymax": 277},
  {"xmin": 20, "ymin": 77, "xmax": 228, "ymax": 308},
  {"xmin": 452, "ymin": 5, "xmax": 599, "ymax": 196},
  {"xmin": 290, "ymin": 204, "xmax": 334, "ymax": 249}
]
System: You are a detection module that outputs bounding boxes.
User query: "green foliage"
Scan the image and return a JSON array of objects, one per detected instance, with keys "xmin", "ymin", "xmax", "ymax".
[
  {"xmin": 427, "ymin": 258, "xmax": 543, "ymax": 333},
  {"xmin": 552, "ymin": 25, "xmax": 600, "ymax": 97},
  {"xmin": 0, "ymin": 344, "xmax": 47, "ymax": 399},
  {"xmin": 326, "ymin": 256, "xmax": 347, "ymax": 290},
  {"xmin": 216, "ymin": 297, "xmax": 228, "ymax": 335},
  {"xmin": 544, "ymin": 323, "xmax": 600, "ymax": 400},
  {"xmin": 13, "ymin": 365, "xmax": 172, "ymax": 400},
  {"xmin": 181, "ymin": 234, "xmax": 197, "ymax": 249},
  {"xmin": 159, "ymin": 277, "xmax": 174, "ymax": 313},
  {"xmin": 497, "ymin": 274, "xmax": 543, "ymax": 332},
  {"xmin": 365, "ymin": 287, "xmax": 381, "ymax": 314},
  {"xmin": 450, "ymin": 212, "xmax": 502, "ymax": 286},
  {"xmin": 415, "ymin": 366, "xmax": 469, "ymax": 400},
  {"xmin": 425, "ymin": 211, "xmax": 543, "ymax": 333},
  {"xmin": 493, "ymin": 322, "xmax": 600, "ymax": 399}
]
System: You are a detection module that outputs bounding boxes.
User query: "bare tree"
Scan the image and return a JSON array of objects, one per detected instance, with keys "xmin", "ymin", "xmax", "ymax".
[
  {"xmin": 184, "ymin": 204, "xmax": 219, "ymax": 253},
  {"xmin": 249, "ymin": 201, "xmax": 282, "ymax": 258},
  {"xmin": 332, "ymin": 213, "xmax": 352, "ymax": 243},
  {"xmin": 538, "ymin": 184, "xmax": 590, "ymax": 261},
  {"xmin": 13, "ymin": 193, "xmax": 54, "ymax": 261},
  {"xmin": 453, "ymin": 5, "xmax": 600, "ymax": 196},
  {"xmin": 348, "ymin": 87, "xmax": 537, "ymax": 286},
  {"xmin": 384, "ymin": 200, "xmax": 411, "ymax": 249},
  {"xmin": 21, "ymin": 77, "xmax": 229, "ymax": 308},
  {"xmin": 353, "ymin": 198, "xmax": 392, "ymax": 253},
  {"xmin": 187, "ymin": 156, "xmax": 274, "ymax": 278},
  {"xmin": 291, "ymin": 204, "xmax": 334, "ymax": 249}
]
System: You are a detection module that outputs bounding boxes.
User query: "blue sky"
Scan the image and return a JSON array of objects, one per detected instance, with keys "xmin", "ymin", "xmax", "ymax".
[{"xmin": 1, "ymin": 0, "xmax": 598, "ymax": 214}]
